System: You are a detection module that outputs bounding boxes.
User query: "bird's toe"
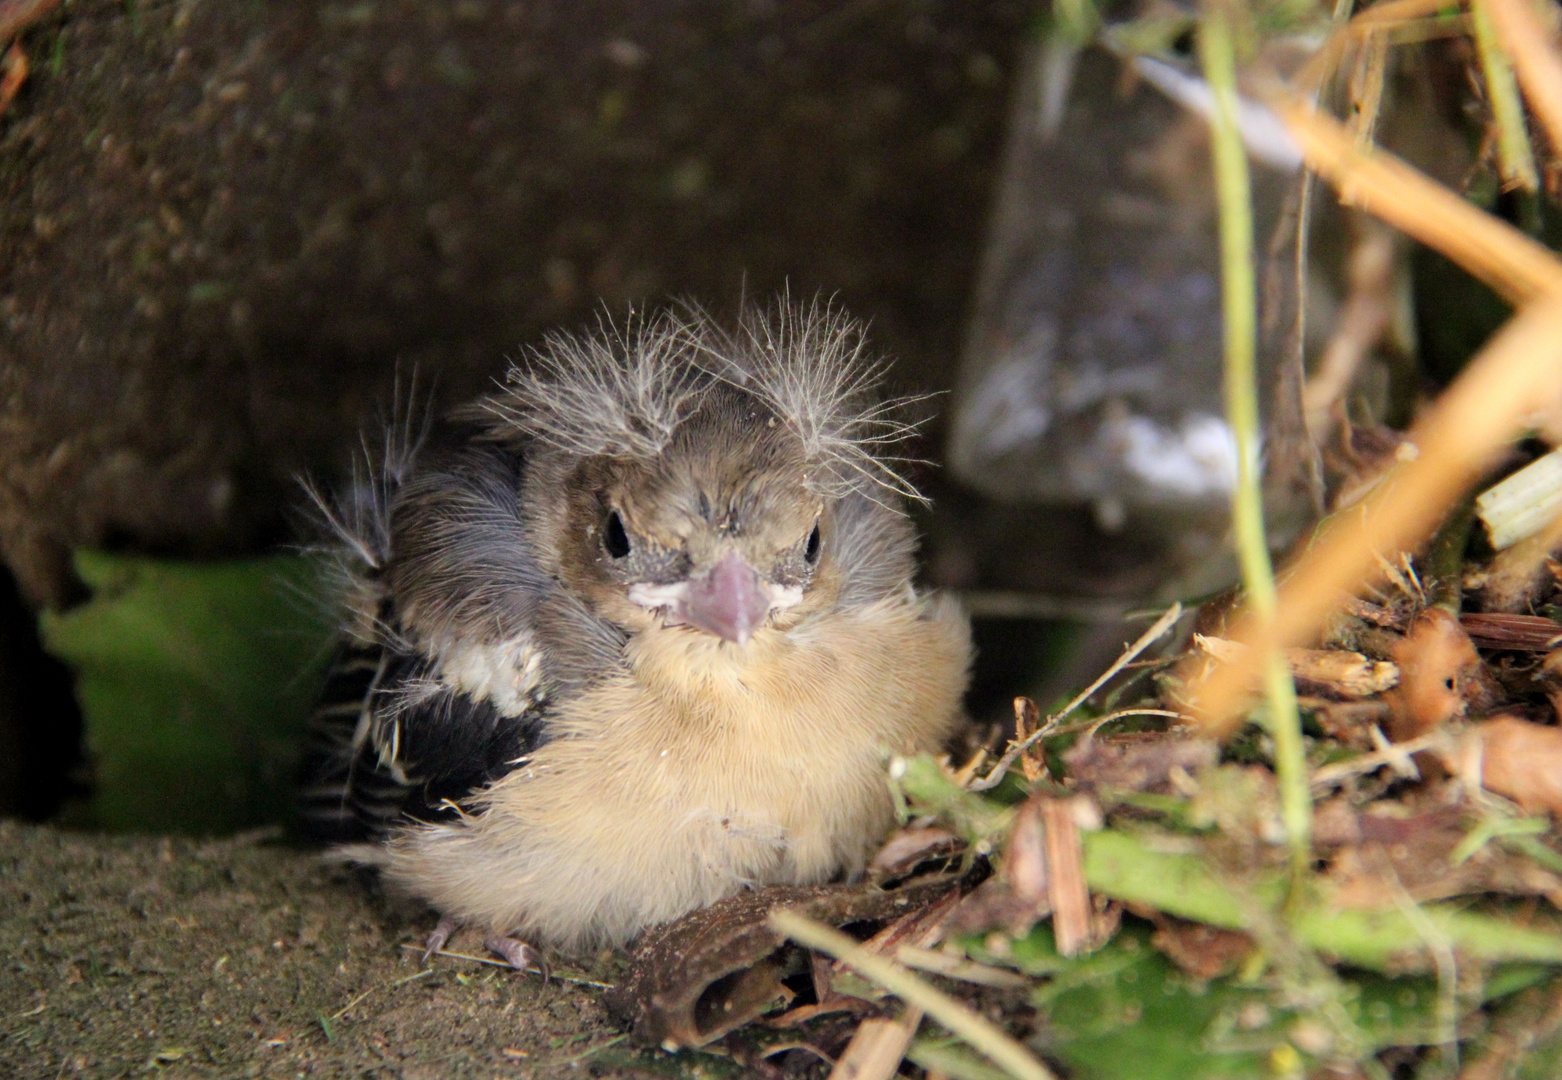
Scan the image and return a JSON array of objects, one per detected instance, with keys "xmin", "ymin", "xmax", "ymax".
[
  {"xmin": 421, "ymin": 912, "xmax": 460, "ymax": 963},
  {"xmin": 483, "ymin": 932, "xmax": 550, "ymax": 983}
]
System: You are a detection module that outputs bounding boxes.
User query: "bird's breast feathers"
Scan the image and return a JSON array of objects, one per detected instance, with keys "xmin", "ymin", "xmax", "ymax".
[{"xmin": 378, "ymin": 591, "xmax": 969, "ymax": 947}]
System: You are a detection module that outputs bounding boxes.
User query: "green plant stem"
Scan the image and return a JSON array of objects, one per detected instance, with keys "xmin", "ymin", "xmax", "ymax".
[
  {"xmin": 1470, "ymin": 0, "xmax": 1539, "ymax": 195},
  {"xmin": 1197, "ymin": 1, "xmax": 1310, "ymax": 881}
]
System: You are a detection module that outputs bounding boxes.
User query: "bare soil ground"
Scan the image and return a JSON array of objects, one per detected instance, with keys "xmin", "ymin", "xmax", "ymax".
[{"xmin": 0, "ymin": 821, "xmax": 657, "ymax": 1079}]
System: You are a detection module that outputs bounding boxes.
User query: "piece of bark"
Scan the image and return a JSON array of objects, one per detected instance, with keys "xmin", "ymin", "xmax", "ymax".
[
  {"xmin": 1039, "ymin": 796, "xmax": 1094, "ymax": 957},
  {"xmin": 867, "ymin": 826, "xmax": 964, "ymax": 881},
  {"xmin": 1460, "ymin": 612, "xmax": 1562, "ymax": 650},
  {"xmin": 827, "ymin": 1008, "xmax": 923, "ymax": 1080},
  {"xmin": 607, "ymin": 875, "xmax": 962, "ymax": 1050}
]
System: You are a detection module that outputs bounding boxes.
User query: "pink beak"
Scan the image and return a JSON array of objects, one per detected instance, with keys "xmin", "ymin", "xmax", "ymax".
[{"xmin": 685, "ymin": 554, "xmax": 771, "ymax": 645}]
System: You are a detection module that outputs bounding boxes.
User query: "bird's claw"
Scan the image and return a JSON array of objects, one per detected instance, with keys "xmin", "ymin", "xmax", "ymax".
[
  {"xmin": 483, "ymin": 932, "xmax": 550, "ymax": 984},
  {"xmin": 421, "ymin": 913, "xmax": 458, "ymax": 964}
]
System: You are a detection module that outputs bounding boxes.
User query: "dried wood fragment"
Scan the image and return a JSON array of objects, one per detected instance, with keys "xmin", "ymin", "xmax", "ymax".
[
  {"xmin": 827, "ymin": 1008, "xmax": 923, "ymax": 1080},
  {"xmin": 1460, "ymin": 612, "xmax": 1562, "ymax": 651},
  {"xmin": 1040, "ymin": 797, "xmax": 1096, "ymax": 957},
  {"xmin": 1343, "ymin": 596, "xmax": 1410, "ymax": 629},
  {"xmin": 1472, "ymin": 495, "xmax": 1562, "ymax": 612},
  {"xmin": 1012, "ymin": 697, "xmax": 1047, "ymax": 783},
  {"xmin": 1198, "ymin": 635, "xmax": 1399, "ymax": 697},
  {"xmin": 608, "ymin": 876, "xmax": 962, "ymax": 1049}
]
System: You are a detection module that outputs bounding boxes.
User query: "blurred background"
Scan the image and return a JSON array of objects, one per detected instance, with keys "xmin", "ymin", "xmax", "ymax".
[{"xmin": 0, "ymin": 0, "xmax": 1522, "ymax": 831}]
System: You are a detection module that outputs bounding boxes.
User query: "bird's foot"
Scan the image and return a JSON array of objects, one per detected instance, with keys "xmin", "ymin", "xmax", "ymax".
[
  {"xmin": 484, "ymin": 932, "xmax": 550, "ymax": 984},
  {"xmin": 421, "ymin": 912, "xmax": 459, "ymax": 963}
]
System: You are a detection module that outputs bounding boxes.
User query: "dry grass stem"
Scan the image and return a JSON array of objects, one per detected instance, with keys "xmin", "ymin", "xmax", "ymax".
[
  {"xmin": 1273, "ymin": 99, "xmax": 1562, "ymax": 304},
  {"xmin": 1346, "ymin": 32, "xmax": 1389, "ymax": 144},
  {"xmin": 1310, "ymin": 732, "xmax": 1444, "ymax": 791},
  {"xmin": 397, "ymin": 944, "xmax": 613, "ymax": 988},
  {"xmin": 892, "ymin": 947, "xmax": 1031, "ymax": 989},
  {"xmin": 1302, "ymin": 225, "xmax": 1397, "ymax": 439},
  {"xmin": 1471, "ymin": 0, "xmax": 1541, "ymax": 192},
  {"xmin": 1199, "ymin": 635, "xmax": 1400, "ymax": 697},
  {"xmin": 1294, "ymin": 0, "xmax": 1464, "ymax": 93},
  {"xmin": 769, "ymin": 910, "xmax": 1058, "ymax": 1080},
  {"xmin": 970, "ymin": 604, "xmax": 1183, "ymax": 791},
  {"xmin": 1191, "ymin": 296, "xmax": 1562, "ymax": 730}
]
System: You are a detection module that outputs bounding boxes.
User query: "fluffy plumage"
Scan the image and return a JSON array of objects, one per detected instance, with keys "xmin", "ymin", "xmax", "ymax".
[{"xmin": 300, "ymin": 303, "xmax": 971, "ymax": 954}]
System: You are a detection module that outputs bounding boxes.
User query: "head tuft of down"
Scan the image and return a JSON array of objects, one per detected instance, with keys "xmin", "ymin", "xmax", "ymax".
[{"xmin": 480, "ymin": 302, "xmax": 929, "ymax": 506}]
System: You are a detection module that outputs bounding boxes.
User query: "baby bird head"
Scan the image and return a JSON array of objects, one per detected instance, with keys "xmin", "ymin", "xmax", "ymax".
[
  {"xmin": 486, "ymin": 304, "xmax": 924, "ymax": 646},
  {"xmin": 566, "ymin": 390, "xmax": 827, "ymax": 644}
]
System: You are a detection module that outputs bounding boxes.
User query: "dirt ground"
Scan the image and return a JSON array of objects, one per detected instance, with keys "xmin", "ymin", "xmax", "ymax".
[{"xmin": 0, "ymin": 821, "xmax": 676, "ymax": 1079}]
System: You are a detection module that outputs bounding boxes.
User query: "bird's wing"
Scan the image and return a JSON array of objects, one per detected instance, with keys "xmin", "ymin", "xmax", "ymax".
[
  {"xmin": 298, "ymin": 630, "xmax": 554, "ymax": 841},
  {"xmin": 299, "ymin": 443, "xmax": 566, "ymax": 841}
]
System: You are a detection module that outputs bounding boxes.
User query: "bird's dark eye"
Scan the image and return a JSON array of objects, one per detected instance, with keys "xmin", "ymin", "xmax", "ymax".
[
  {"xmin": 804, "ymin": 521, "xmax": 822, "ymax": 564},
  {"xmin": 604, "ymin": 510, "xmax": 631, "ymax": 559}
]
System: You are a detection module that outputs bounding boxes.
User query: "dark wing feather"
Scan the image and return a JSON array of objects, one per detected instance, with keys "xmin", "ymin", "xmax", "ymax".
[
  {"xmin": 298, "ymin": 611, "xmax": 554, "ymax": 841},
  {"xmin": 299, "ymin": 443, "xmax": 561, "ymax": 841}
]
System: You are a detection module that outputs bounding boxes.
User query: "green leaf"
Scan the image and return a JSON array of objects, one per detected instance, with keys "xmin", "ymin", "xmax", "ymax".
[
  {"xmin": 1002, "ymin": 925, "xmax": 1274, "ymax": 1080},
  {"xmin": 40, "ymin": 551, "xmax": 336, "ymax": 832},
  {"xmin": 967, "ymin": 923, "xmax": 1544, "ymax": 1080}
]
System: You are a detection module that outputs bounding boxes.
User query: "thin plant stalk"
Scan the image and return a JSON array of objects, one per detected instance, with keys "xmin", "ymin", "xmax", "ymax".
[
  {"xmin": 1470, "ymin": 0, "xmax": 1540, "ymax": 194},
  {"xmin": 769, "ymin": 910, "xmax": 1057, "ymax": 1080},
  {"xmin": 1270, "ymin": 99, "xmax": 1562, "ymax": 304},
  {"xmin": 1483, "ymin": 0, "xmax": 1562, "ymax": 157},
  {"xmin": 1198, "ymin": 0, "xmax": 1311, "ymax": 878}
]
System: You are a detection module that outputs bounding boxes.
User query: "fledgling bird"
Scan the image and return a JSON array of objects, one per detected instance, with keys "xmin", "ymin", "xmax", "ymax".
[{"xmin": 299, "ymin": 304, "xmax": 972, "ymax": 970}]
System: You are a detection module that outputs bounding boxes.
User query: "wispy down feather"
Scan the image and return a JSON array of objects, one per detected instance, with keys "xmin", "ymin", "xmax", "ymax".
[
  {"xmin": 702, "ymin": 300, "xmax": 932, "ymax": 505},
  {"xmin": 482, "ymin": 301, "xmax": 930, "ymax": 505},
  {"xmin": 300, "ymin": 370, "xmax": 432, "ymax": 574},
  {"xmin": 482, "ymin": 309, "xmax": 712, "ymax": 460}
]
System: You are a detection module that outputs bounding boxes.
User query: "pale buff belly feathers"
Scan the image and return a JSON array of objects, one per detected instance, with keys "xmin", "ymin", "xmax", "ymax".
[{"xmin": 375, "ymin": 593, "xmax": 970, "ymax": 947}]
